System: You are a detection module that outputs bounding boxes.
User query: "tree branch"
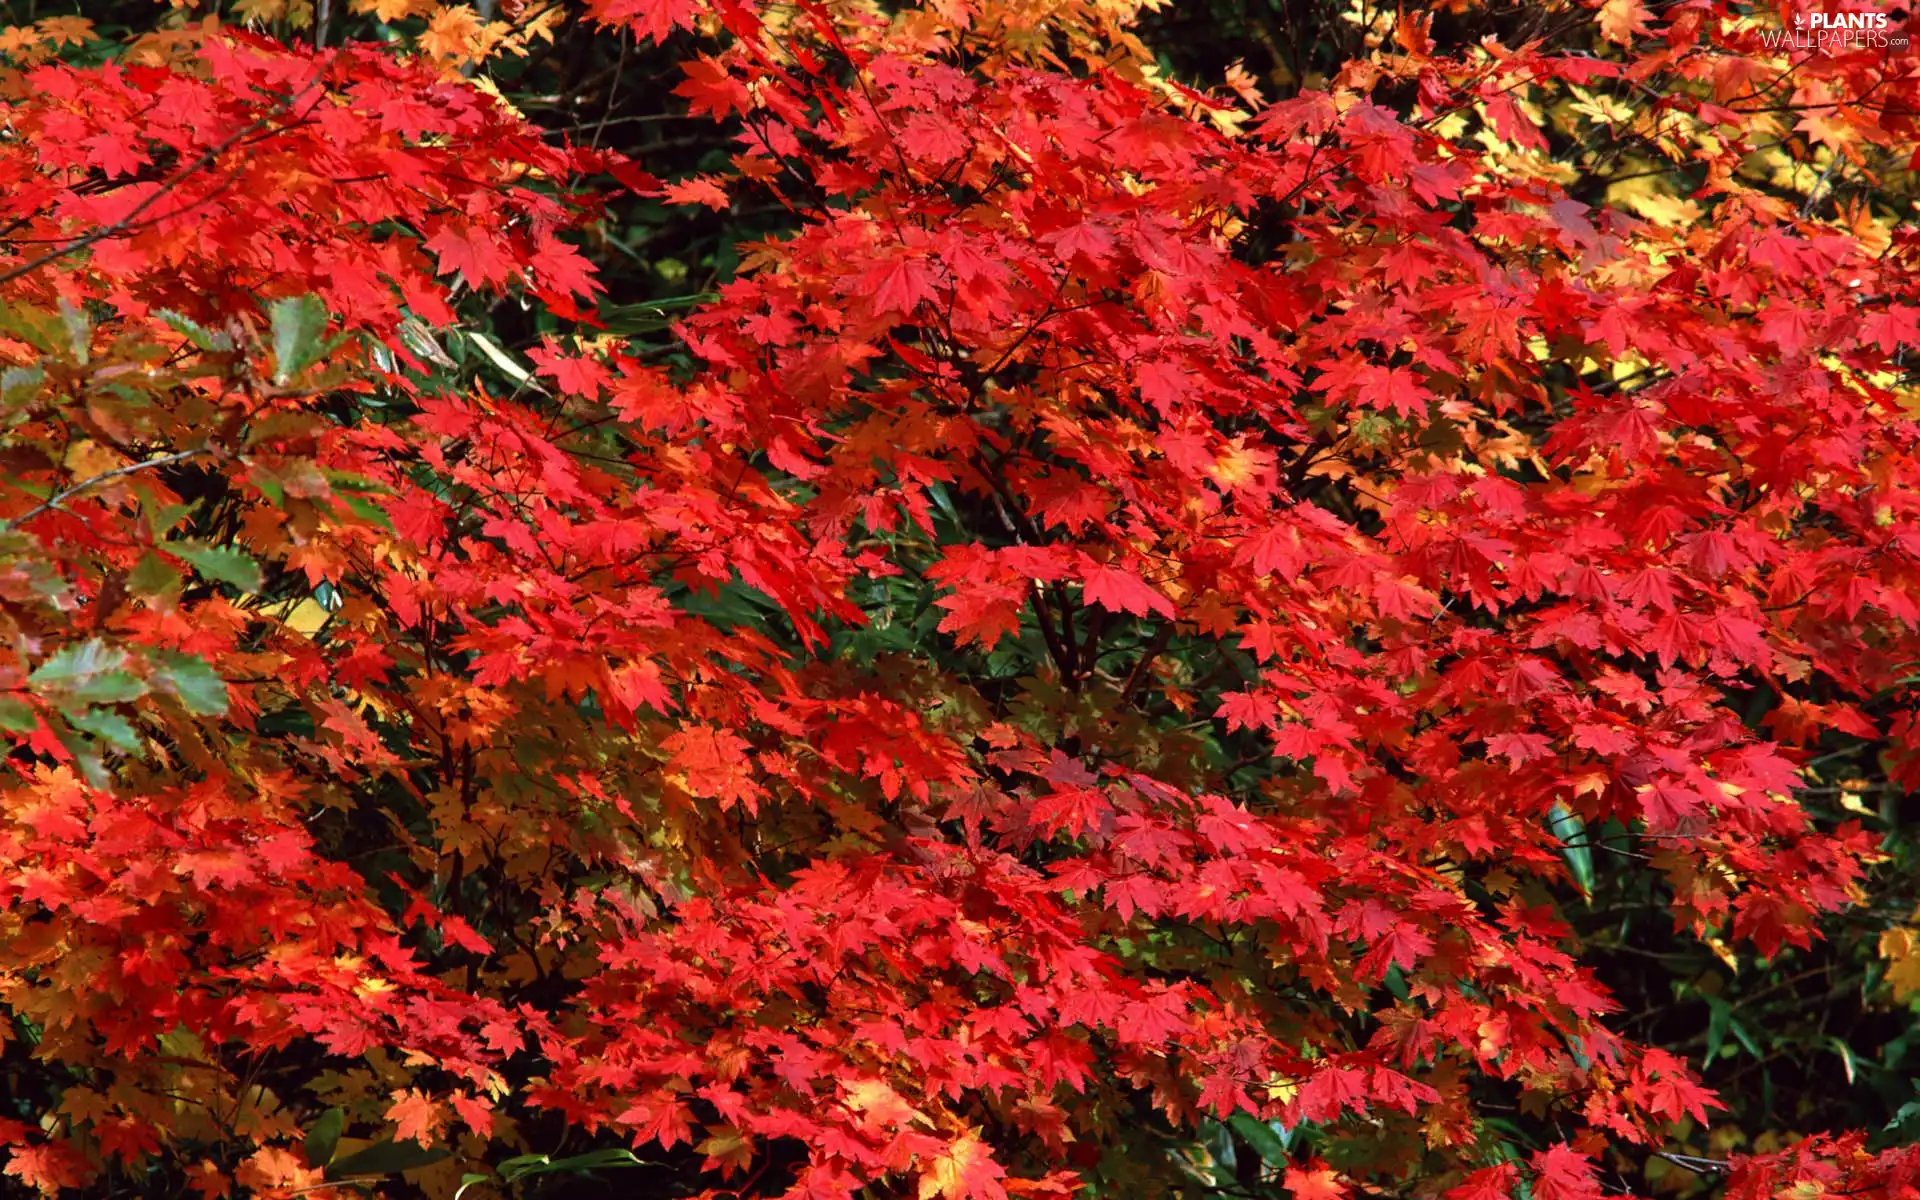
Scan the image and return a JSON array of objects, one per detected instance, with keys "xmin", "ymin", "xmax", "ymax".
[{"xmin": 3, "ymin": 448, "xmax": 210, "ymax": 531}]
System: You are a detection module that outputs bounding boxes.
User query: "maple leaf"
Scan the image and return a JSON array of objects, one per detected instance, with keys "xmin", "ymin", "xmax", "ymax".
[
  {"xmin": 351, "ymin": 0, "xmax": 430, "ymax": 19},
  {"xmin": 1881, "ymin": 928, "xmax": 1920, "ymax": 1001},
  {"xmin": 4, "ymin": 1143, "xmax": 87, "ymax": 1193},
  {"xmin": 1080, "ymin": 563, "xmax": 1175, "ymax": 619},
  {"xmin": 866, "ymin": 256, "xmax": 937, "ymax": 317},
  {"xmin": 1638, "ymin": 781, "xmax": 1705, "ymax": 834},
  {"xmin": 420, "ymin": 5, "xmax": 485, "ymax": 60},
  {"xmin": 662, "ymin": 725, "xmax": 764, "ymax": 811},
  {"xmin": 936, "ymin": 586, "xmax": 1025, "ymax": 650},
  {"xmin": 1047, "ymin": 220, "xmax": 1115, "ymax": 267},
  {"xmin": 662, "ymin": 175, "xmax": 732, "ymax": 210},
  {"xmin": 1530, "ymin": 1145, "xmax": 1603, "ymax": 1200},
  {"xmin": 1359, "ymin": 365, "xmax": 1429, "ymax": 418},
  {"xmin": 1358, "ymin": 924, "xmax": 1434, "ymax": 980},
  {"xmin": 1447, "ymin": 1164, "xmax": 1517, "ymax": 1200},
  {"xmin": 1632, "ymin": 1051, "xmax": 1723, "ymax": 1125},
  {"xmin": 529, "ymin": 341, "xmax": 613, "ymax": 396},
  {"xmin": 606, "ymin": 659, "xmax": 674, "ymax": 717},
  {"xmin": 676, "ymin": 56, "xmax": 752, "ymax": 117},
  {"xmin": 425, "ymin": 223, "xmax": 516, "ymax": 288},
  {"xmin": 612, "ymin": 0, "xmax": 702, "ymax": 44},
  {"xmin": 531, "ymin": 234, "xmax": 602, "ymax": 303},
  {"xmin": 83, "ymin": 131, "xmax": 147, "ymax": 179},
  {"xmin": 451, "ymin": 1094, "xmax": 495, "ymax": 1138},
  {"xmin": 385, "ymin": 1090, "xmax": 444, "ymax": 1148},
  {"xmin": 1217, "ymin": 690, "xmax": 1278, "ymax": 732},
  {"xmin": 917, "ymin": 1133, "xmax": 1007, "ymax": 1200},
  {"xmin": 185, "ymin": 1161, "xmax": 230, "ymax": 1200},
  {"xmin": 1285, "ymin": 1163, "xmax": 1347, "ymax": 1200},
  {"xmin": 7, "ymin": 0, "xmax": 1920, "ymax": 1196},
  {"xmin": 234, "ymin": 1147, "xmax": 321, "ymax": 1192},
  {"xmin": 695, "ymin": 1126, "xmax": 754, "ymax": 1175},
  {"xmin": 845, "ymin": 1079, "xmax": 928, "ymax": 1130}
]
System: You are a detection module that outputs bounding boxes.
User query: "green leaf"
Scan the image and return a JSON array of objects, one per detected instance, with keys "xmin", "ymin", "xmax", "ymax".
[
  {"xmin": 159, "ymin": 310, "xmax": 233, "ymax": 353},
  {"xmin": 326, "ymin": 471, "xmax": 394, "ymax": 495},
  {"xmin": 270, "ymin": 294, "xmax": 330, "ymax": 384},
  {"xmin": 1830, "ymin": 1035, "xmax": 1857, "ymax": 1085},
  {"xmin": 157, "ymin": 1028, "xmax": 207, "ymax": 1061},
  {"xmin": 70, "ymin": 708, "xmax": 140, "ymax": 753},
  {"xmin": 461, "ymin": 330, "xmax": 540, "ymax": 389},
  {"xmin": 0, "ymin": 303, "xmax": 61, "ymax": 354},
  {"xmin": 0, "ymin": 695, "xmax": 37, "ymax": 733},
  {"xmin": 1705, "ymin": 996, "xmax": 1729, "ymax": 1064},
  {"xmin": 453, "ymin": 1172, "xmax": 493, "ymax": 1200},
  {"xmin": 304, "ymin": 1108, "xmax": 345, "ymax": 1168},
  {"xmin": 58, "ymin": 299, "xmax": 91, "ymax": 364},
  {"xmin": 128, "ymin": 553, "xmax": 182, "ymax": 599},
  {"xmin": 156, "ymin": 653, "xmax": 228, "ymax": 716},
  {"xmin": 1548, "ymin": 802, "xmax": 1593, "ymax": 896},
  {"xmin": 29, "ymin": 640, "xmax": 147, "ymax": 706},
  {"xmin": 598, "ymin": 293, "xmax": 713, "ymax": 321},
  {"xmin": 1227, "ymin": 1113, "xmax": 1291, "ymax": 1163},
  {"xmin": 327, "ymin": 1139, "xmax": 448, "ymax": 1180},
  {"xmin": 173, "ymin": 542, "xmax": 263, "ymax": 592},
  {"xmin": 337, "ymin": 492, "xmax": 394, "ymax": 531},
  {"xmin": 55, "ymin": 727, "xmax": 108, "ymax": 789},
  {"xmin": 1, "ymin": 365, "xmax": 43, "ymax": 408},
  {"xmin": 925, "ymin": 481, "xmax": 963, "ymax": 532},
  {"xmin": 497, "ymin": 1147, "xmax": 653, "ymax": 1184},
  {"xmin": 148, "ymin": 504, "xmax": 197, "ymax": 537}
]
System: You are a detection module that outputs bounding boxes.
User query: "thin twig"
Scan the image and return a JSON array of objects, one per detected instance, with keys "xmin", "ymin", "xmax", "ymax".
[
  {"xmin": 1120, "ymin": 621, "xmax": 1174, "ymax": 705},
  {"xmin": 3, "ymin": 448, "xmax": 210, "ymax": 531},
  {"xmin": 592, "ymin": 35, "xmax": 631, "ymax": 150},
  {"xmin": 1656, "ymin": 1151, "xmax": 1729, "ymax": 1174}
]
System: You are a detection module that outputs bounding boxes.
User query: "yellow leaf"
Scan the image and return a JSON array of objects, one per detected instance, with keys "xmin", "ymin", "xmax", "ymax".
[
  {"xmin": 62, "ymin": 438, "xmax": 129, "ymax": 480},
  {"xmin": 1881, "ymin": 927, "xmax": 1920, "ymax": 1001},
  {"xmin": 469, "ymin": 74, "xmax": 524, "ymax": 120},
  {"xmin": 0, "ymin": 26, "xmax": 45, "ymax": 57},
  {"xmin": 420, "ymin": 4, "xmax": 481, "ymax": 60},
  {"xmin": 37, "ymin": 15, "xmax": 94, "ymax": 44},
  {"xmin": 1706, "ymin": 936, "xmax": 1738, "ymax": 973},
  {"xmin": 1622, "ymin": 189, "xmax": 1702, "ymax": 227},
  {"xmin": 1208, "ymin": 439, "xmax": 1270, "ymax": 490},
  {"xmin": 1264, "ymin": 1073, "xmax": 1299, "ymax": 1105},
  {"xmin": 351, "ymin": 0, "xmax": 432, "ymax": 19},
  {"xmin": 843, "ymin": 1079, "xmax": 929, "ymax": 1129},
  {"xmin": 1568, "ymin": 86, "xmax": 1634, "ymax": 126},
  {"xmin": 916, "ymin": 1133, "xmax": 1005, "ymax": 1200},
  {"xmin": 234, "ymin": 0, "xmax": 288, "ymax": 23},
  {"xmin": 1598, "ymin": 0, "xmax": 1651, "ymax": 45},
  {"xmin": 695, "ymin": 1126, "xmax": 754, "ymax": 1172},
  {"xmin": 281, "ymin": 598, "xmax": 332, "ymax": 635}
]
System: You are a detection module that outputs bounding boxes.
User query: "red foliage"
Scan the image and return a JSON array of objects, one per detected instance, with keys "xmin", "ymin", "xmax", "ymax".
[{"xmin": 0, "ymin": 0, "xmax": 1916, "ymax": 1196}]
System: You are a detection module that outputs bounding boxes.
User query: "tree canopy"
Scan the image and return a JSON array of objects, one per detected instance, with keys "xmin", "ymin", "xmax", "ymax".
[{"xmin": 1, "ymin": 0, "xmax": 1919, "ymax": 1197}]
